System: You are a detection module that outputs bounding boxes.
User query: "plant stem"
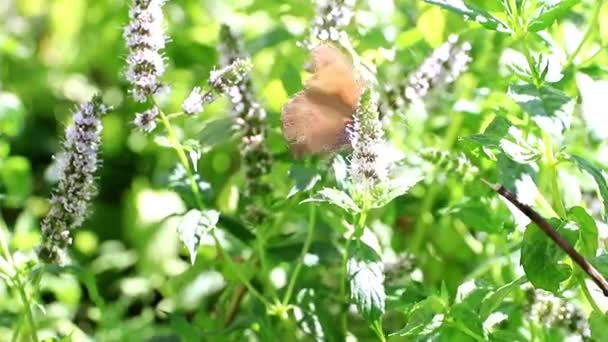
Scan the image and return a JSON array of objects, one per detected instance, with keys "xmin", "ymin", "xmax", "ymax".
[
  {"xmin": 282, "ymin": 204, "xmax": 317, "ymax": 306},
  {"xmin": 0, "ymin": 228, "xmax": 39, "ymax": 342},
  {"xmin": 543, "ymin": 132, "xmax": 566, "ymax": 218},
  {"xmin": 211, "ymin": 231, "xmax": 270, "ymax": 306},
  {"xmin": 485, "ymin": 180, "xmax": 608, "ymax": 296},
  {"xmin": 371, "ymin": 320, "xmax": 387, "ymax": 342},
  {"xmin": 157, "ymin": 106, "xmax": 204, "ymax": 209},
  {"xmin": 340, "ymin": 232, "xmax": 354, "ymax": 336},
  {"xmin": 15, "ymin": 278, "xmax": 38, "ymax": 342},
  {"xmin": 565, "ymin": 0, "xmax": 602, "ymax": 68}
]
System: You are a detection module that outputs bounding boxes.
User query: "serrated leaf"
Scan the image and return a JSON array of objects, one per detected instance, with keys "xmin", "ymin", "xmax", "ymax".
[
  {"xmin": 521, "ymin": 218, "xmax": 577, "ymax": 293},
  {"xmin": 507, "ymin": 83, "xmax": 574, "ymax": 136},
  {"xmin": 423, "ymin": 0, "xmax": 510, "ymax": 32},
  {"xmin": 293, "ymin": 288, "xmax": 325, "ymax": 341},
  {"xmin": 347, "ymin": 243, "xmax": 385, "ymax": 323},
  {"xmin": 570, "ymin": 155, "xmax": 608, "ymax": 220},
  {"xmin": 287, "ymin": 165, "xmax": 321, "ymax": 198},
  {"xmin": 177, "ymin": 209, "xmax": 219, "ymax": 264},
  {"xmin": 568, "ymin": 206, "xmax": 598, "ymax": 258},
  {"xmin": 528, "ymin": 0, "xmax": 578, "ymax": 32},
  {"xmin": 301, "ymin": 188, "xmax": 360, "ymax": 213}
]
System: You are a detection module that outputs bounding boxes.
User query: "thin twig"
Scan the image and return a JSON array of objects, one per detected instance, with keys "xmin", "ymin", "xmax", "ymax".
[{"xmin": 483, "ymin": 179, "xmax": 608, "ymax": 297}]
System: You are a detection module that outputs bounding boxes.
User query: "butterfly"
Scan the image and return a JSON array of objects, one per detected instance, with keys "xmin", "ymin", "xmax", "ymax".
[{"xmin": 281, "ymin": 44, "xmax": 364, "ymax": 156}]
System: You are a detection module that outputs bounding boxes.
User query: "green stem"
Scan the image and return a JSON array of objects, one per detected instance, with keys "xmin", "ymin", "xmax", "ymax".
[
  {"xmin": 0, "ymin": 228, "xmax": 39, "ymax": 342},
  {"xmin": 565, "ymin": 0, "xmax": 602, "ymax": 68},
  {"xmin": 543, "ymin": 132, "xmax": 566, "ymax": 218},
  {"xmin": 282, "ymin": 204, "xmax": 317, "ymax": 306},
  {"xmin": 371, "ymin": 320, "xmax": 387, "ymax": 342},
  {"xmin": 340, "ymin": 233, "xmax": 354, "ymax": 336},
  {"xmin": 580, "ymin": 278, "xmax": 602, "ymax": 313},
  {"xmin": 15, "ymin": 279, "xmax": 38, "ymax": 342},
  {"xmin": 211, "ymin": 232, "xmax": 270, "ymax": 306},
  {"xmin": 157, "ymin": 106, "xmax": 204, "ymax": 209}
]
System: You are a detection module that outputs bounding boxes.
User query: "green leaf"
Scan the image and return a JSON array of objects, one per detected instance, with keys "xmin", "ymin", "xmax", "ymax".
[
  {"xmin": 479, "ymin": 276, "xmax": 526, "ymax": 320},
  {"xmin": 347, "ymin": 242, "xmax": 385, "ymax": 323},
  {"xmin": 0, "ymin": 156, "xmax": 32, "ymax": 207},
  {"xmin": 0, "ymin": 92, "xmax": 25, "ymax": 137},
  {"xmin": 507, "ymin": 83, "xmax": 574, "ymax": 136},
  {"xmin": 169, "ymin": 313, "xmax": 202, "ymax": 341},
  {"xmin": 198, "ymin": 117, "xmax": 235, "ymax": 148},
  {"xmin": 423, "ymin": 0, "xmax": 510, "ymax": 32},
  {"xmin": 589, "ymin": 310, "xmax": 608, "ymax": 341},
  {"xmin": 177, "ymin": 209, "xmax": 219, "ymax": 264},
  {"xmin": 245, "ymin": 27, "xmax": 292, "ymax": 54},
  {"xmin": 294, "ymin": 288, "xmax": 325, "ymax": 341},
  {"xmin": 301, "ymin": 188, "xmax": 360, "ymax": 213},
  {"xmin": 287, "ymin": 165, "xmax": 321, "ymax": 198},
  {"xmin": 280, "ymin": 63, "xmax": 302, "ymax": 97},
  {"xmin": 443, "ymin": 199, "xmax": 502, "ymax": 233},
  {"xmin": 521, "ymin": 218, "xmax": 575, "ymax": 293},
  {"xmin": 568, "ymin": 206, "xmax": 598, "ymax": 258},
  {"xmin": 467, "ymin": 116, "xmax": 511, "ymax": 149},
  {"xmin": 528, "ymin": 0, "xmax": 578, "ymax": 32},
  {"xmin": 570, "ymin": 155, "xmax": 608, "ymax": 220},
  {"xmin": 498, "ymin": 127, "xmax": 542, "ymax": 164},
  {"xmin": 450, "ymin": 303, "xmax": 484, "ymax": 340},
  {"xmin": 393, "ymin": 295, "xmax": 446, "ymax": 336},
  {"xmin": 371, "ymin": 168, "xmax": 423, "ymax": 209}
]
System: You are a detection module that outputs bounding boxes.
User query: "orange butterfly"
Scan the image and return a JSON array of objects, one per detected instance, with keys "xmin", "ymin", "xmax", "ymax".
[{"xmin": 282, "ymin": 44, "xmax": 364, "ymax": 156}]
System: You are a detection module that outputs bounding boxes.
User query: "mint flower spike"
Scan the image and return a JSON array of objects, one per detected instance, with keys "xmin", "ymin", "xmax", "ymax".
[
  {"xmin": 404, "ymin": 34, "xmax": 472, "ymax": 103},
  {"xmin": 39, "ymin": 95, "xmax": 109, "ymax": 264},
  {"xmin": 349, "ymin": 89, "xmax": 390, "ymax": 194},
  {"xmin": 307, "ymin": 0, "xmax": 356, "ymax": 47},
  {"xmin": 123, "ymin": 0, "xmax": 169, "ymax": 103},
  {"xmin": 208, "ymin": 58, "xmax": 253, "ymax": 94},
  {"xmin": 218, "ymin": 25, "xmax": 272, "ymax": 201}
]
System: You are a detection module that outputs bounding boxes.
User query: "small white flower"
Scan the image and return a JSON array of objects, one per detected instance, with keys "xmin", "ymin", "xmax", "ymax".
[
  {"xmin": 133, "ymin": 107, "xmax": 160, "ymax": 132},
  {"xmin": 182, "ymin": 87, "xmax": 204, "ymax": 115}
]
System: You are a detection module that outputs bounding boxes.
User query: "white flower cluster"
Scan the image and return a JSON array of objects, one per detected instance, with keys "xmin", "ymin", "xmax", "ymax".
[
  {"xmin": 529, "ymin": 290, "xmax": 589, "ymax": 338},
  {"xmin": 39, "ymin": 96, "xmax": 109, "ymax": 264},
  {"xmin": 133, "ymin": 106, "xmax": 160, "ymax": 132},
  {"xmin": 349, "ymin": 90, "xmax": 391, "ymax": 190},
  {"xmin": 123, "ymin": 0, "xmax": 168, "ymax": 102},
  {"xmin": 404, "ymin": 35, "xmax": 472, "ymax": 102},
  {"xmin": 381, "ymin": 35, "xmax": 472, "ymax": 119},
  {"xmin": 311, "ymin": 0, "xmax": 356, "ymax": 43},
  {"xmin": 181, "ymin": 87, "xmax": 214, "ymax": 116}
]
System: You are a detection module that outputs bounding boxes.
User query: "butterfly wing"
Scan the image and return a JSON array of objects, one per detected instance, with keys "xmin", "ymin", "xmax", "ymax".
[{"xmin": 282, "ymin": 44, "xmax": 362, "ymax": 155}]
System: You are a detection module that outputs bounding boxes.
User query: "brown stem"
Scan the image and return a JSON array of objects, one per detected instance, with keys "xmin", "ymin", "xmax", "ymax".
[{"xmin": 483, "ymin": 179, "xmax": 608, "ymax": 297}]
